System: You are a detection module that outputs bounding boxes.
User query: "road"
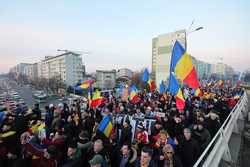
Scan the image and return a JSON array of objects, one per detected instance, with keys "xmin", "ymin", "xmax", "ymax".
[{"xmin": 0, "ymin": 76, "xmax": 67, "ymax": 112}]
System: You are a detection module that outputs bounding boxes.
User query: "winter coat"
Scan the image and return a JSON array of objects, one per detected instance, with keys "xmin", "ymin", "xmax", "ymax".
[
  {"xmin": 179, "ymin": 137, "xmax": 200, "ymax": 167},
  {"xmin": 193, "ymin": 128, "xmax": 211, "ymax": 153},
  {"xmin": 204, "ymin": 118, "xmax": 220, "ymax": 137},
  {"xmin": 116, "ymin": 147, "xmax": 137, "ymax": 167},
  {"xmin": 120, "ymin": 126, "xmax": 132, "ymax": 146}
]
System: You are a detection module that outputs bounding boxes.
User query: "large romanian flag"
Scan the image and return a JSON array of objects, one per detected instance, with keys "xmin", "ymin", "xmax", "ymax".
[
  {"xmin": 169, "ymin": 73, "xmax": 185, "ymax": 110},
  {"xmin": 98, "ymin": 115, "xmax": 113, "ymax": 138},
  {"xmin": 170, "ymin": 41, "xmax": 200, "ymax": 89},
  {"xmin": 90, "ymin": 90, "xmax": 104, "ymax": 108},
  {"xmin": 129, "ymin": 85, "xmax": 139, "ymax": 103},
  {"xmin": 80, "ymin": 79, "xmax": 95, "ymax": 89}
]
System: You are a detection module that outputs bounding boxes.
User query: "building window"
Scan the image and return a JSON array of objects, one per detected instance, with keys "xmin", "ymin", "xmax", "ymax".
[{"xmin": 158, "ymin": 45, "xmax": 172, "ymax": 54}]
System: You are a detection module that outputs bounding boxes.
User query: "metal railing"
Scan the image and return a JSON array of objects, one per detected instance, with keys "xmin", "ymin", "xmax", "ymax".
[{"xmin": 193, "ymin": 92, "xmax": 248, "ymax": 167}]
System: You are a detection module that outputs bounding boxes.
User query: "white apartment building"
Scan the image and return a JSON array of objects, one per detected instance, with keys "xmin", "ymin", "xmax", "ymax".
[
  {"xmin": 152, "ymin": 30, "xmax": 186, "ymax": 87},
  {"xmin": 23, "ymin": 63, "xmax": 38, "ymax": 80},
  {"xmin": 116, "ymin": 68, "xmax": 133, "ymax": 79},
  {"xmin": 9, "ymin": 63, "xmax": 31, "ymax": 76},
  {"xmin": 37, "ymin": 52, "xmax": 85, "ymax": 86},
  {"xmin": 211, "ymin": 62, "xmax": 235, "ymax": 79},
  {"xmin": 95, "ymin": 70, "xmax": 116, "ymax": 90}
]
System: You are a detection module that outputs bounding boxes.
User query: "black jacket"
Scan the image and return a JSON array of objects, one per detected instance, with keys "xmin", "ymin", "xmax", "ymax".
[
  {"xmin": 193, "ymin": 128, "xmax": 211, "ymax": 153},
  {"xmin": 204, "ymin": 118, "xmax": 220, "ymax": 137},
  {"xmin": 120, "ymin": 126, "xmax": 132, "ymax": 146},
  {"xmin": 116, "ymin": 147, "xmax": 137, "ymax": 167},
  {"xmin": 179, "ymin": 137, "xmax": 200, "ymax": 167}
]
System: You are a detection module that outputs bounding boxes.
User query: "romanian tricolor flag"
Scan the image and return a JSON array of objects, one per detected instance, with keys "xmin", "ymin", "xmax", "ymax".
[
  {"xmin": 98, "ymin": 115, "xmax": 113, "ymax": 138},
  {"xmin": 142, "ymin": 68, "xmax": 156, "ymax": 92},
  {"xmin": 195, "ymin": 88, "xmax": 202, "ymax": 97},
  {"xmin": 176, "ymin": 88, "xmax": 185, "ymax": 110},
  {"xmin": 90, "ymin": 90, "xmax": 104, "ymax": 108},
  {"xmin": 129, "ymin": 85, "xmax": 139, "ymax": 104},
  {"xmin": 147, "ymin": 79, "xmax": 156, "ymax": 92},
  {"xmin": 80, "ymin": 79, "xmax": 95, "ymax": 89},
  {"xmin": 169, "ymin": 73, "xmax": 185, "ymax": 110},
  {"xmin": 170, "ymin": 41, "xmax": 200, "ymax": 89}
]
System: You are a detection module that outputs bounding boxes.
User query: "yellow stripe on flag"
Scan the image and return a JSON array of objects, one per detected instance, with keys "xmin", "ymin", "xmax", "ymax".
[
  {"xmin": 175, "ymin": 52, "xmax": 194, "ymax": 80},
  {"xmin": 103, "ymin": 122, "xmax": 112, "ymax": 137}
]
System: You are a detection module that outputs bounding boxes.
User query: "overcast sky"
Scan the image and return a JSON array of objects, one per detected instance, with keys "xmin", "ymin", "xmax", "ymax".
[{"xmin": 0, "ymin": 0, "xmax": 249, "ymax": 73}]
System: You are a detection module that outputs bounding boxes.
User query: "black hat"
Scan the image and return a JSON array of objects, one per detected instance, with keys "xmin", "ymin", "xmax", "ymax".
[{"xmin": 68, "ymin": 140, "xmax": 77, "ymax": 149}]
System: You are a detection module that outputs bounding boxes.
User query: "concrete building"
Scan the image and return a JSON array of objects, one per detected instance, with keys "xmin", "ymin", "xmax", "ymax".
[
  {"xmin": 191, "ymin": 57, "xmax": 212, "ymax": 79},
  {"xmin": 23, "ymin": 63, "xmax": 38, "ymax": 80},
  {"xmin": 211, "ymin": 62, "xmax": 235, "ymax": 79},
  {"xmin": 152, "ymin": 30, "xmax": 186, "ymax": 87},
  {"xmin": 9, "ymin": 63, "xmax": 31, "ymax": 76},
  {"xmin": 95, "ymin": 70, "xmax": 116, "ymax": 90},
  {"xmin": 116, "ymin": 68, "xmax": 133, "ymax": 85},
  {"xmin": 116, "ymin": 68, "xmax": 133, "ymax": 79},
  {"xmin": 37, "ymin": 52, "xmax": 85, "ymax": 86}
]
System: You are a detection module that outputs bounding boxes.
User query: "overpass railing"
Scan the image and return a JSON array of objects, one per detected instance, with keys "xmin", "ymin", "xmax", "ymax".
[{"xmin": 193, "ymin": 91, "xmax": 249, "ymax": 167}]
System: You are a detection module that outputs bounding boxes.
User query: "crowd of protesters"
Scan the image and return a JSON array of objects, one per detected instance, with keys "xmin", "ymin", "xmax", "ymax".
[{"xmin": 0, "ymin": 83, "xmax": 244, "ymax": 167}]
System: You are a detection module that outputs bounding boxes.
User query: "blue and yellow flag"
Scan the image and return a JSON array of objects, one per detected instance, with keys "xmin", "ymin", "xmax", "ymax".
[{"xmin": 98, "ymin": 115, "xmax": 113, "ymax": 138}]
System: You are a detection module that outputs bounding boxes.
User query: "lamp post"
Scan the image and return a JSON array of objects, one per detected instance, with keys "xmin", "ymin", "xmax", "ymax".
[{"xmin": 185, "ymin": 26, "xmax": 204, "ymax": 50}]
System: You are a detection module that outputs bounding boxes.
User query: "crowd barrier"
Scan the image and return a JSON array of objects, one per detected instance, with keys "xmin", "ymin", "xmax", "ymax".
[{"xmin": 193, "ymin": 91, "xmax": 249, "ymax": 167}]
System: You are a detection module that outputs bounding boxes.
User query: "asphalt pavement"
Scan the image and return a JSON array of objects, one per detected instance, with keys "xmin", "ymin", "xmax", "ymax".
[{"xmin": 0, "ymin": 76, "xmax": 67, "ymax": 113}]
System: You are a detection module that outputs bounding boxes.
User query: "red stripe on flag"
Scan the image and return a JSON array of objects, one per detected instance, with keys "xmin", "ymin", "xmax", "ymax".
[
  {"xmin": 176, "ymin": 96, "xmax": 185, "ymax": 110},
  {"xmin": 183, "ymin": 67, "xmax": 199, "ymax": 89},
  {"xmin": 91, "ymin": 98, "xmax": 103, "ymax": 108}
]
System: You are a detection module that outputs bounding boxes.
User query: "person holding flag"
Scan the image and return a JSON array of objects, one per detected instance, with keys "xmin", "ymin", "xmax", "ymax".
[{"xmin": 142, "ymin": 68, "xmax": 156, "ymax": 92}]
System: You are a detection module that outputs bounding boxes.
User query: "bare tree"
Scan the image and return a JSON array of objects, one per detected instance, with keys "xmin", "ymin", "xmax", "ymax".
[{"xmin": 130, "ymin": 69, "xmax": 147, "ymax": 90}]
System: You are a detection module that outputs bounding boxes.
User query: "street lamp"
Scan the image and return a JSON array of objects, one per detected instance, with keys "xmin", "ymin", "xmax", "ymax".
[
  {"xmin": 185, "ymin": 26, "xmax": 204, "ymax": 50},
  {"xmin": 187, "ymin": 26, "xmax": 203, "ymax": 35}
]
